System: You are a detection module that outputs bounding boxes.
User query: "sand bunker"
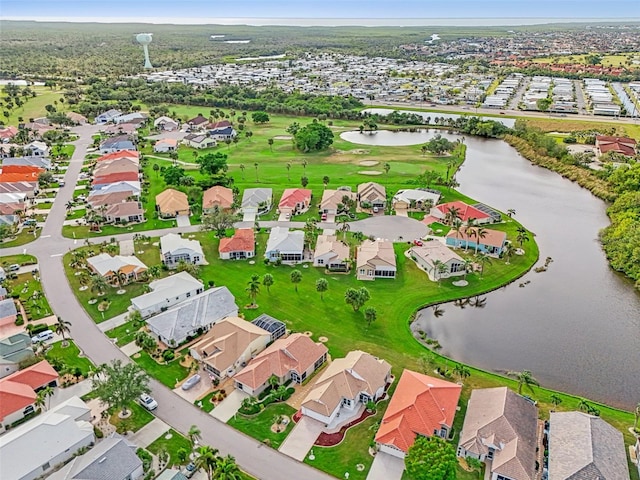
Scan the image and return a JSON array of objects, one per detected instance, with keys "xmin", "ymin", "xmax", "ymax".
[
  {"xmin": 335, "ymin": 149, "xmax": 370, "ymax": 155},
  {"xmin": 358, "ymin": 170, "xmax": 383, "ymax": 176},
  {"xmin": 359, "ymin": 160, "xmax": 379, "ymax": 167},
  {"xmin": 273, "ymin": 135, "xmax": 292, "ymax": 140}
]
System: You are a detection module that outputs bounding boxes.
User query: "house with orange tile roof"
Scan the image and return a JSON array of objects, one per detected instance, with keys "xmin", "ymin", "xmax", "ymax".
[
  {"xmin": 156, "ymin": 188, "xmax": 190, "ymax": 218},
  {"xmin": 93, "ymin": 158, "xmax": 139, "ymax": 177},
  {"xmin": 430, "ymin": 201, "xmax": 493, "ymax": 225},
  {"xmin": 278, "ymin": 188, "xmax": 312, "ymax": 215},
  {"xmin": 86, "ymin": 253, "xmax": 147, "ymax": 285},
  {"xmin": 0, "ymin": 360, "xmax": 59, "ymax": 432},
  {"xmin": 595, "ymin": 135, "xmax": 637, "ymax": 157},
  {"xmin": 375, "ymin": 370, "xmax": 461, "ymax": 458},
  {"xmin": 446, "ymin": 228, "xmax": 507, "ymax": 256},
  {"xmin": 190, "ymin": 317, "xmax": 271, "ymax": 380},
  {"xmin": 219, "ymin": 228, "xmax": 255, "ymax": 260},
  {"xmin": 234, "ymin": 333, "xmax": 328, "ymax": 396},
  {"xmin": 301, "ymin": 350, "xmax": 391, "ymax": 427},
  {"xmin": 153, "ymin": 138, "xmax": 178, "ymax": 153},
  {"xmin": 92, "ymin": 171, "xmax": 140, "ymax": 186},
  {"xmin": 203, "ymin": 185, "xmax": 234, "ymax": 213},
  {"xmin": 95, "ymin": 150, "xmax": 140, "ymax": 162}
]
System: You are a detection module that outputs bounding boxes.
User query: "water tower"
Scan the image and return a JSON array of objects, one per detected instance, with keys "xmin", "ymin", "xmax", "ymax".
[{"xmin": 136, "ymin": 33, "xmax": 153, "ymax": 69}]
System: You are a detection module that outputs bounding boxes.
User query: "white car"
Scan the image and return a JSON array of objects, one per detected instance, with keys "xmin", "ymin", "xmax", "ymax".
[
  {"xmin": 139, "ymin": 393, "xmax": 158, "ymax": 411},
  {"xmin": 31, "ymin": 330, "xmax": 54, "ymax": 343}
]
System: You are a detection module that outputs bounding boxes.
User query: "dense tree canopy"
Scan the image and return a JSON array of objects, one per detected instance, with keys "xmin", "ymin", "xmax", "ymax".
[
  {"xmin": 405, "ymin": 436, "xmax": 457, "ymax": 480},
  {"xmin": 294, "ymin": 121, "xmax": 334, "ymax": 152},
  {"xmin": 197, "ymin": 152, "xmax": 228, "ymax": 176}
]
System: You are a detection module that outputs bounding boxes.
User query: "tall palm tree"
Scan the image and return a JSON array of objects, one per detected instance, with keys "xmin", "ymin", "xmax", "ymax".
[
  {"xmin": 213, "ymin": 455, "xmax": 242, "ymax": 480},
  {"xmin": 474, "ymin": 227, "xmax": 488, "ymax": 253},
  {"xmin": 194, "ymin": 445, "xmax": 220, "ymax": 480},
  {"xmin": 90, "ymin": 274, "xmax": 108, "ymax": 296},
  {"xmin": 475, "ymin": 252, "xmax": 492, "ymax": 279},
  {"xmin": 444, "ymin": 206, "xmax": 460, "ymax": 225},
  {"xmin": 53, "ymin": 317, "xmax": 72, "ymax": 345},
  {"xmin": 286, "ymin": 162, "xmax": 291, "ymax": 182},
  {"xmin": 577, "ymin": 398, "xmax": 591, "ymax": 413},
  {"xmin": 338, "ymin": 218, "xmax": 350, "ymax": 240},
  {"xmin": 40, "ymin": 385, "xmax": 55, "ymax": 410},
  {"xmin": 463, "ymin": 218, "xmax": 477, "ymax": 251},
  {"xmin": 290, "ymin": 270, "xmax": 302, "ymax": 292},
  {"xmin": 502, "ymin": 242, "xmax": 516, "ymax": 264},
  {"xmin": 516, "ymin": 226, "xmax": 530, "ymax": 247},
  {"xmin": 246, "ymin": 274, "xmax": 260, "ymax": 306},
  {"xmin": 509, "ymin": 370, "xmax": 540, "ymax": 395},
  {"xmin": 452, "ymin": 218, "xmax": 464, "ymax": 248},
  {"xmin": 239, "ymin": 164, "xmax": 245, "ymax": 180},
  {"xmin": 550, "ymin": 394, "xmax": 563, "ymax": 409},
  {"xmin": 35, "ymin": 390, "xmax": 48, "ymax": 411},
  {"xmin": 461, "ymin": 258, "xmax": 474, "ymax": 281},
  {"xmin": 254, "ymin": 163, "xmax": 259, "ymax": 182},
  {"xmin": 188, "ymin": 424, "xmax": 202, "ymax": 450},
  {"xmin": 432, "ymin": 259, "xmax": 448, "ymax": 286}
]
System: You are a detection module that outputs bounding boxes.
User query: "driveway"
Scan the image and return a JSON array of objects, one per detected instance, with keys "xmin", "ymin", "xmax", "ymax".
[
  {"xmin": 242, "ymin": 211, "xmax": 256, "ymax": 222},
  {"xmin": 278, "ymin": 416, "xmax": 324, "ymax": 461},
  {"xmin": 176, "ymin": 215, "xmax": 191, "ymax": 227},
  {"xmin": 130, "ymin": 418, "xmax": 171, "ymax": 448},
  {"xmin": 49, "ymin": 379, "xmax": 93, "ymax": 408},
  {"xmin": 210, "ymin": 389, "xmax": 248, "ymax": 423},
  {"xmin": 366, "ymin": 452, "xmax": 405, "ymax": 480},
  {"xmin": 348, "ymin": 216, "xmax": 428, "ymax": 242}
]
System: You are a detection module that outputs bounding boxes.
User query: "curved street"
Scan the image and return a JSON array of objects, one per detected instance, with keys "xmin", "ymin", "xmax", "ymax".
[{"xmin": 2, "ymin": 125, "xmax": 334, "ymax": 480}]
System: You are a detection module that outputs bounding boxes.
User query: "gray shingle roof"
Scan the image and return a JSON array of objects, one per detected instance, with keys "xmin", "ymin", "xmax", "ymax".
[
  {"xmin": 549, "ymin": 411, "xmax": 630, "ymax": 480},
  {"xmin": 0, "ymin": 298, "xmax": 18, "ymax": 319},
  {"xmin": 0, "ymin": 332, "xmax": 34, "ymax": 364}
]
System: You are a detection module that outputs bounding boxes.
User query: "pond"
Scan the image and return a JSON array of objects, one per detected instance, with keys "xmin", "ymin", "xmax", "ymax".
[
  {"xmin": 361, "ymin": 107, "xmax": 516, "ymax": 128},
  {"xmin": 340, "ymin": 129, "xmax": 443, "ymax": 146}
]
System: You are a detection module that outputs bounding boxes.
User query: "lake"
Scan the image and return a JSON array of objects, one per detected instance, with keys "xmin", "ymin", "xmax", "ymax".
[
  {"xmin": 361, "ymin": 107, "xmax": 516, "ymax": 128},
  {"xmin": 340, "ymin": 129, "xmax": 445, "ymax": 146}
]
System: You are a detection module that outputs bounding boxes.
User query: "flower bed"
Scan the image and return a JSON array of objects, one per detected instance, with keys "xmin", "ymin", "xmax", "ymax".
[{"xmin": 313, "ymin": 409, "xmax": 376, "ymax": 447}]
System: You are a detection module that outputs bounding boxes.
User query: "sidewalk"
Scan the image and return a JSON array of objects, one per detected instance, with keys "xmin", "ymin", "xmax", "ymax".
[
  {"xmin": 130, "ymin": 418, "xmax": 171, "ymax": 448},
  {"xmin": 98, "ymin": 312, "xmax": 130, "ymax": 332}
]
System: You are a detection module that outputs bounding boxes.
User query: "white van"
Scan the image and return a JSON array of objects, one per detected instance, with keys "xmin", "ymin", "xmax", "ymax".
[{"xmin": 31, "ymin": 330, "xmax": 54, "ymax": 343}]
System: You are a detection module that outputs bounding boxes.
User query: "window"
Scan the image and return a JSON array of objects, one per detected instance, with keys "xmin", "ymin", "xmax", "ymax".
[
  {"xmin": 317, "ymin": 259, "xmax": 324, "ymax": 265},
  {"xmin": 186, "ymin": 292, "xmax": 191, "ymax": 297}
]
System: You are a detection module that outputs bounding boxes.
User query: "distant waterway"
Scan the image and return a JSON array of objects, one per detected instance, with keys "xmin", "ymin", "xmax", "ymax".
[
  {"xmin": 409, "ymin": 136, "xmax": 640, "ymax": 410},
  {"xmin": 361, "ymin": 107, "xmax": 516, "ymax": 128}
]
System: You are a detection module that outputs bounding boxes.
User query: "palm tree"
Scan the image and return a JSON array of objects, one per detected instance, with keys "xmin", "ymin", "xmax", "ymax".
[
  {"xmin": 383, "ymin": 163, "xmax": 390, "ymax": 175},
  {"xmin": 40, "ymin": 385, "xmax": 55, "ymax": 410},
  {"xmin": 213, "ymin": 455, "xmax": 242, "ymax": 480},
  {"xmin": 507, "ymin": 208, "xmax": 516, "ymax": 217},
  {"xmin": 475, "ymin": 252, "xmax": 492, "ymax": 279},
  {"xmin": 290, "ymin": 270, "xmax": 302, "ymax": 292},
  {"xmin": 364, "ymin": 306, "xmax": 377, "ymax": 328},
  {"xmin": 286, "ymin": 162, "xmax": 291, "ymax": 182},
  {"xmin": 516, "ymin": 226, "xmax": 530, "ymax": 248},
  {"xmin": 90, "ymin": 274, "xmax": 108, "ymax": 296},
  {"xmin": 634, "ymin": 402, "xmax": 640, "ymax": 429},
  {"xmin": 35, "ymin": 390, "xmax": 48, "ymax": 411},
  {"xmin": 338, "ymin": 218, "xmax": 350, "ymax": 240},
  {"xmin": 550, "ymin": 394, "xmax": 563, "ymax": 409},
  {"xmin": 502, "ymin": 242, "xmax": 516, "ymax": 264},
  {"xmin": 188, "ymin": 424, "xmax": 202, "ymax": 450},
  {"xmin": 444, "ymin": 206, "xmax": 460, "ymax": 225},
  {"xmin": 147, "ymin": 265, "xmax": 162, "ymax": 279},
  {"xmin": 316, "ymin": 278, "xmax": 328, "ymax": 299},
  {"xmin": 239, "ymin": 164, "xmax": 245, "ymax": 180},
  {"xmin": 474, "ymin": 227, "xmax": 488, "ymax": 253},
  {"xmin": 194, "ymin": 445, "xmax": 220, "ymax": 480},
  {"xmin": 268, "ymin": 138, "xmax": 274, "ymax": 151},
  {"xmin": 453, "ymin": 363, "xmax": 471, "ymax": 383},
  {"xmin": 246, "ymin": 274, "xmax": 260, "ymax": 306},
  {"xmin": 254, "ymin": 162, "xmax": 259, "ymax": 182},
  {"xmin": 262, "ymin": 274, "xmax": 274, "ymax": 293},
  {"xmin": 302, "ymin": 159, "xmax": 307, "ymax": 174},
  {"xmin": 461, "ymin": 258, "xmax": 474, "ymax": 281},
  {"xmin": 577, "ymin": 398, "xmax": 591, "ymax": 413},
  {"xmin": 433, "ymin": 259, "xmax": 448, "ymax": 286},
  {"xmin": 452, "ymin": 219, "xmax": 464, "ymax": 248},
  {"xmin": 509, "ymin": 370, "xmax": 540, "ymax": 395},
  {"xmin": 53, "ymin": 317, "xmax": 72, "ymax": 346}
]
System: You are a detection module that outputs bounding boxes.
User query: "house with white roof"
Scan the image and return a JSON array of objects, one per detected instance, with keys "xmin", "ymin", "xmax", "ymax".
[
  {"xmin": 86, "ymin": 253, "xmax": 147, "ymax": 285},
  {"xmin": 90, "ymin": 180, "xmax": 141, "ymax": 198},
  {"xmin": 130, "ymin": 272, "xmax": 204, "ymax": 318},
  {"xmin": 392, "ymin": 189, "xmax": 441, "ymax": 213},
  {"xmin": 241, "ymin": 188, "xmax": 272, "ymax": 215},
  {"xmin": 160, "ymin": 233, "xmax": 205, "ymax": 269},
  {"xmin": 409, "ymin": 242, "xmax": 466, "ymax": 281},
  {"xmin": 0, "ymin": 396, "xmax": 94, "ymax": 480},
  {"xmin": 146, "ymin": 287, "xmax": 238, "ymax": 346},
  {"xmin": 182, "ymin": 134, "xmax": 217, "ymax": 149},
  {"xmin": 2, "ymin": 156, "xmax": 51, "ymax": 170},
  {"xmin": 154, "ymin": 116, "xmax": 179, "ymax": 131},
  {"xmin": 47, "ymin": 433, "xmax": 143, "ymax": 480},
  {"xmin": 264, "ymin": 227, "xmax": 305, "ymax": 263},
  {"xmin": 95, "ymin": 109, "xmax": 122, "ymax": 124},
  {"xmin": 24, "ymin": 141, "xmax": 49, "ymax": 158},
  {"xmin": 113, "ymin": 112, "xmax": 146, "ymax": 125}
]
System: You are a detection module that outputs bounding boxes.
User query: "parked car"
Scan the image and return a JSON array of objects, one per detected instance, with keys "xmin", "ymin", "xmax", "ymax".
[
  {"xmin": 58, "ymin": 180, "xmax": 65, "ymax": 187},
  {"xmin": 8, "ymin": 264, "xmax": 20, "ymax": 272},
  {"xmin": 373, "ymin": 207, "xmax": 379, "ymax": 213},
  {"xmin": 321, "ymin": 213, "xmax": 327, "ymax": 221},
  {"xmin": 413, "ymin": 239, "xmax": 424, "ymax": 247},
  {"xmin": 23, "ymin": 219, "xmax": 37, "ymax": 226},
  {"xmin": 181, "ymin": 374, "xmax": 201, "ymax": 391},
  {"xmin": 183, "ymin": 462, "xmax": 196, "ymax": 478},
  {"xmin": 138, "ymin": 393, "xmax": 158, "ymax": 411},
  {"xmin": 31, "ymin": 330, "xmax": 54, "ymax": 343}
]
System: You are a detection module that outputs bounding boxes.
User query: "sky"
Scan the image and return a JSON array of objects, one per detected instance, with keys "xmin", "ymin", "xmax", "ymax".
[{"xmin": 2, "ymin": 0, "xmax": 640, "ymax": 25}]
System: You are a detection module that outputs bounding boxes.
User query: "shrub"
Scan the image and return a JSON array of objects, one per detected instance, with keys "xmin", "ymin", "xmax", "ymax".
[
  {"xmin": 162, "ymin": 349, "xmax": 175, "ymax": 361},
  {"xmin": 94, "ymin": 426, "xmax": 104, "ymax": 438},
  {"xmin": 136, "ymin": 448, "xmax": 153, "ymax": 472}
]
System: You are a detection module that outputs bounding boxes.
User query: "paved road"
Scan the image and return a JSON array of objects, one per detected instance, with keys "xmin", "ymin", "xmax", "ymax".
[{"xmin": 3, "ymin": 126, "xmax": 333, "ymax": 480}]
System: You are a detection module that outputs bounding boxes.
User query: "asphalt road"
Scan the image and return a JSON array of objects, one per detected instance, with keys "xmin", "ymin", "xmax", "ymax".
[{"xmin": 3, "ymin": 126, "xmax": 333, "ymax": 480}]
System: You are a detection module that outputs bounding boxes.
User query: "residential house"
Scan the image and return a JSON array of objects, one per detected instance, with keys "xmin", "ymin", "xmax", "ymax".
[
  {"xmin": 392, "ymin": 189, "xmax": 441, "ymax": 213},
  {"xmin": 548, "ymin": 411, "xmax": 630, "ymax": 480},
  {"xmin": 0, "ymin": 298, "xmax": 18, "ymax": 328},
  {"xmin": 0, "ymin": 144, "xmax": 21, "ymax": 158},
  {"xmin": 595, "ymin": 135, "xmax": 637, "ymax": 157},
  {"xmin": 0, "ymin": 168, "xmax": 42, "ymax": 186},
  {"xmin": 154, "ymin": 116, "xmax": 179, "ymax": 131},
  {"xmin": 0, "ymin": 360, "xmax": 59, "ymax": 433},
  {"xmin": 209, "ymin": 126, "xmax": 236, "ymax": 141},
  {"xmin": 95, "ymin": 150, "xmax": 140, "ymax": 163},
  {"xmin": 278, "ymin": 188, "xmax": 312, "ymax": 216},
  {"xmin": 234, "ymin": 333, "xmax": 328, "ymax": 396},
  {"xmin": 156, "ymin": 469, "xmax": 188, "ymax": 480},
  {"xmin": 182, "ymin": 134, "xmax": 217, "ymax": 149},
  {"xmin": 376, "ymin": 370, "xmax": 461, "ymax": 458},
  {"xmin": 47, "ymin": 433, "xmax": 143, "ymax": 480},
  {"xmin": 0, "ymin": 126, "xmax": 19, "ymax": 142},
  {"xmin": 219, "ymin": 228, "xmax": 255, "ymax": 260},
  {"xmin": 87, "ymin": 191, "xmax": 133, "ymax": 209},
  {"xmin": 92, "ymin": 172, "xmax": 140, "ymax": 186},
  {"xmin": 251, "ymin": 314, "xmax": 287, "ymax": 342},
  {"xmin": 23, "ymin": 141, "xmax": 49, "ymax": 157},
  {"xmin": 0, "ymin": 192, "xmax": 26, "ymax": 216},
  {"xmin": 357, "ymin": 182, "xmax": 386, "ymax": 210},
  {"xmin": 190, "ymin": 317, "xmax": 271, "ymax": 379},
  {"xmin": 446, "ymin": 228, "xmax": 507, "ymax": 256},
  {"xmin": 113, "ymin": 112, "xmax": 146, "ymax": 125},
  {"xmin": 356, "ymin": 240, "xmax": 396, "ymax": 280},
  {"xmin": 0, "ymin": 396, "xmax": 94, "ymax": 480},
  {"xmin": 103, "ymin": 123, "xmax": 138, "ymax": 136},
  {"xmin": 313, "ymin": 234, "xmax": 350, "ymax": 271},
  {"xmin": 130, "ymin": 272, "xmax": 204, "ymax": 318},
  {"xmin": 86, "ymin": 253, "xmax": 148, "ymax": 285},
  {"xmin": 320, "ymin": 189, "xmax": 356, "ymax": 215},
  {"xmin": 89, "ymin": 181, "xmax": 141, "ymax": 199},
  {"xmin": 146, "ymin": 286, "xmax": 238, "ymax": 346},
  {"xmin": 409, "ymin": 242, "xmax": 466, "ymax": 282},
  {"xmin": 0, "ymin": 181, "xmax": 39, "ymax": 199},
  {"xmin": 203, "ymin": 185, "xmax": 234, "ymax": 213},
  {"xmin": 104, "ymin": 201, "xmax": 145, "ymax": 224},
  {"xmin": 429, "ymin": 201, "xmax": 493, "ymax": 225},
  {"xmin": 160, "ymin": 233, "xmax": 205, "ymax": 268},
  {"xmin": 99, "ymin": 135, "xmax": 136, "ymax": 154},
  {"xmin": 457, "ymin": 387, "xmax": 538, "ymax": 480},
  {"xmin": 93, "ymin": 158, "xmax": 139, "ymax": 177},
  {"xmin": 95, "ymin": 109, "xmax": 123, "ymax": 124},
  {"xmin": 0, "ymin": 333, "xmax": 34, "ymax": 379},
  {"xmin": 66, "ymin": 112, "xmax": 88, "ymax": 125},
  {"xmin": 153, "ymin": 138, "xmax": 178, "ymax": 153},
  {"xmin": 241, "ymin": 188, "xmax": 272, "ymax": 215},
  {"xmin": 156, "ymin": 189, "xmax": 190, "ymax": 218},
  {"xmin": 301, "ymin": 350, "xmax": 392, "ymax": 426},
  {"xmin": 264, "ymin": 227, "xmax": 305, "ymax": 263},
  {"xmin": 2, "ymin": 156, "xmax": 52, "ymax": 170},
  {"xmin": 187, "ymin": 114, "xmax": 209, "ymax": 129}
]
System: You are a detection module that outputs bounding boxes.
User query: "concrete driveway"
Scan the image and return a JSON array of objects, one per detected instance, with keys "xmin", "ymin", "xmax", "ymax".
[
  {"xmin": 49, "ymin": 379, "xmax": 93, "ymax": 408},
  {"xmin": 130, "ymin": 418, "xmax": 171, "ymax": 448},
  {"xmin": 278, "ymin": 416, "xmax": 324, "ymax": 461},
  {"xmin": 176, "ymin": 215, "xmax": 191, "ymax": 227},
  {"xmin": 366, "ymin": 452, "xmax": 405, "ymax": 480},
  {"xmin": 348, "ymin": 216, "xmax": 428, "ymax": 242},
  {"xmin": 210, "ymin": 389, "xmax": 248, "ymax": 423}
]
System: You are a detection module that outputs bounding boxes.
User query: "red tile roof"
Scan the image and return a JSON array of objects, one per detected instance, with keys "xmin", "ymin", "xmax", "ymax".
[
  {"xmin": 596, "ymin": 135, "xmax": 637, "ymax": 156},
  {"xmin": 278, "ymin": 188, "xmax": 312, "ymax": 210},
  {"xmin": 0, "ymin": 381, "xmax": 36, "ymax": 422},
  {"xmin": 92, "ymin": 171, "xmax": 139, "ymax": 185},
  {"xmin": 1, "ymin": 165, "xmax": 45, "ymax": 175},
  {"xmin": 95, "ymin": 150, "xmax": 140, "ymax": 162},
  {"xmin": 375, "ymin": 370, "xmax": 461, "ymax": 453},
  {"xmin": 0, "ymin": 172, "xmax": 41, "ymax": 183},
  {"xmin": 5, "ymin": 360, "xmax": 59, "ymax": 390},
  {"xmin": 219, "ymin": 228, "xmax": 255, "ymax": 253},
  {"xmin": 434, "ymin": 201, "xmax": 490, "ymax": 222},
  {"xmin": 0, "ymin": 126, "xmax": 19, "ymax": 140}
]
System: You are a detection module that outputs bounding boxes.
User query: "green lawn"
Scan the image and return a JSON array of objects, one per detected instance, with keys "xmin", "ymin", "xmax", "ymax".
[
  {"xmin": 66, "ymin": 208, "xmax": 86, "ymax": 220},
  {"xmin": 147, "ymin": 429, "xmax": 193, "ymax": 468},
  {"xmin": 227, "ymin": 403, "xmax": 297, "ymax": 450},
  {"xmin": 1, "ymin": 228, "xmax": 42, "ymax": 248},
  {"xmin": 194, "ymin": 390, "xmax": 218, "ymax": 413},
  {"xmin": 2, "ymin": 87, "xmax": 66, "ymax": 125},
  {"xmin": 45, "ymin": 340, "xmax": 95, "ymax": 377},
  {"xmin": 109, "ymin": 401, "xmax": 155, "ymax": 433},
  {"xmin": 0, "ymin": 254, "xmax": 38, "ymax": 268},
  {"xmin": 5, "ymin": 271, "xmax": 53, "ymax": 321},
  {"xmin": 105, "ymin": 320, "xmax": 143, "ymax": 347},
  {"xmin": 132, "ymin": 350, "xmax": 189, "ymax": 388}
]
